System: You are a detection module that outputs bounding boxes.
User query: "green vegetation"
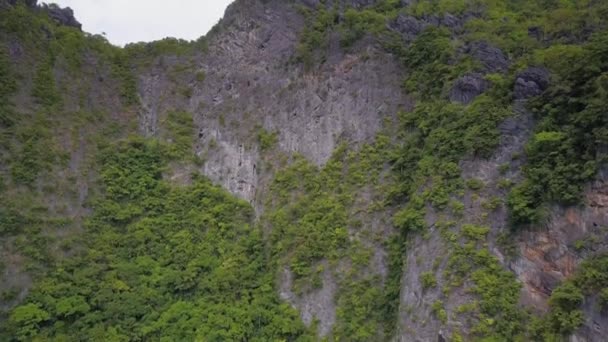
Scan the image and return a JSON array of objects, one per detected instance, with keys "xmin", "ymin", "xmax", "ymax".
[
  {"xmin": 264, "ymin": 137, "xmax": 392, "ymax": 338},
  {"xmin": 431, "ymin": 300, "xmax": 447, "ymax": 324},
  {"xmin": 388, "ymin": 90, "xmax": 511, "ymax": 241},
  {"xmin": 340, "ymin": 5, "xmax": 393, "ymax": 47},
  {"xmin": 8, "ymin": 304, "xmax": 50, "ymax": 340},
  {"xmin": 295, "ymin": 4, "xmax": 338, "ymax": 69},
  {"xmin": 267, "ymin": 145, "xmax": 374, "ymax": 286},
  {"xmin": 3, "ymin": 138, "xmax": 313, "ymax": 341},
  {"xmin": 600, "ymin": 288, "xmax": 608, "ymax": 310},
  {"xmin": 195, "ymin": 70, "xmax": 206, "ymax": 82},
  {"xmin": 163, "ymin": 110, "xmax": 195, "ymax": 158},
  {"xmin": 32, "ymin": 60, "xmax": 61, "ymax": 108},
  {"xmin": 401, "ymin": 27, "xmax": 458, "ymax": 98},
  {"xmin": 296, "ymin": 1, "xmax": 401, "ymax": 67},
  {"xmin": 443, "ymin": 224, "xmax": 527, "ymax": 340},
  {"xmin": 111, "ymin": 51, "xmax": 139, "ymax": 106},
  {"xmin": 421, "ymin": 272, "xmax": 437, "ymax": 290},
  {"xmin": 466, "ymin": 178, "xmax": 485, "ymax": 191},
  {"xmin": 9, "ymin": 116, "xmax": 60, "ymax": 186},
  {"xmin": 257, "ymin": 127, "xmax": 278, "ymax": 151},
  {"xmin": 0, "ymin": 47, "xmax": 17, "ymax": 128},
  {"xmin": 532, "ymin": 255, "xmax": 608, "ymax": 339},
  {"xmin": 334, "ymin": 277, "xmax": 384, "ymax": 341},
  {"xmin": 509, "ymin": 32, "xmax": 608, "ymax": 225},
  {"xmin": 2, "ymin": 0, "xmax": 608, "ymax": 341},
  {"xmin": 125, "ymin": 37, "xmax": 209, "ymax": 60}
]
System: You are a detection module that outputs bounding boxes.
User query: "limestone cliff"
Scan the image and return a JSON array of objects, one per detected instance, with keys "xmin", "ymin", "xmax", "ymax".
[{"xmin": 1, "ymin": 0, "xmax": 607, "ymax": 341}]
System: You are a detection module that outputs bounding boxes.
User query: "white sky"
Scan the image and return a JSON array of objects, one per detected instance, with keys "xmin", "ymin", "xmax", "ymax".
[{"xmin": 48, "ymin": 0, "xmax": 234, "ymax": 46}]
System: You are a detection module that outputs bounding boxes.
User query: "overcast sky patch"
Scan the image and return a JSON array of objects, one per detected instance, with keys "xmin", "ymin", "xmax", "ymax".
[{"xmin": 49, "ymin": 0, "xmax": 234, "ymax": 46}]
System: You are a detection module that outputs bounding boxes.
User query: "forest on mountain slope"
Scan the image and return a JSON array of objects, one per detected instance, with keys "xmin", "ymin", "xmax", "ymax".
[{"xmin": 1, "ymin": 0, "xmax": 608, "ymax": 341}]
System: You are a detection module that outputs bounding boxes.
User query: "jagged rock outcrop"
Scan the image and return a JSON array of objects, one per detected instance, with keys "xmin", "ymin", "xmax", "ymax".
[
  {"xmin": 449, "ymin": 73, "xmax": 488, "ymax": 104},
  {"xmin": 514, "ymin": 66, "xmax": 550, "ymax": 99},
  {"xmin": 512, "ymin": 169, "xmax": 608, "ymax": 340},
  {"xmin": 138, "ymin": 0, "xmax": 408, "ymax": 205},
  {"xmin": 390, "ymin": 12, "xmax": 471, "ymax": 42},
  {"xmin": 6, "ymin": 0, "xmax": 37, "ymax": 7},
  {"xmin": 447, "ymin": 40, "xmax": 511, "ymax": 104},
  {"xmin": 4, "ymin": 0, "xmax": 81, "ymax": 29},
  {"xmin": 468, "ymin": 41, "xmax": 510, "ymax": 72},
  {"xmin": 42, "ymin": 4, "xmax": 81, "ymax": 30},
  {"xmin": 135, "ymin": 2, "xmax": 407, "ymax": 333},
  {"xmin": 391, "ymin": 14, "xmax": 426, "ymax": 41}
]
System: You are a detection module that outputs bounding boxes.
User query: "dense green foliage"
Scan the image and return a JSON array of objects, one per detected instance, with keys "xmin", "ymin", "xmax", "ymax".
[
  {"xmin": 442, "ymin": 223, "xmax": 528, "ymax": 339},
  {"xmin": 0, "ymin": 2, "xmax": 226, "ymax": 340},
  {"xmin": 295, "ymin": 4, "xmax": 338, "ymax": 69},
  {"xmin": 0, "ymin": 47, "xmax": 17, "ymax": 128},
  {"xmin": 3, "ymin": 138, "xmax": 313, "ymax": 341},
  {"xmin": 296, "ymin": 0, "xmax": 401, "ymax": 67},
  {"xmin": 111, "ymin": 52, "xmax": 140, "ymax": 106},
  {"xmin": 31, "ymin": 60, "xmax": 61, "ymax": 108},
  {"xmin": 163, "ymin": 110, "xmax": 195, "ymax": 158},
  {"xmin": 300, "ymin": 0, "xmax": 608, "ymax": 339},
  {"xmin": 125, "ymin": 37, "xmax": 209, "ymax": 60},
  {"xmin": 509, "ymin": 32, "xmax": 608, "ymax": 225},
  {"xmin": 265, "ymin": 137, "xmax": 393, "ymax": 339},
  {"xmin": 401, "ymin": 27, "xmax": 457, "ymax": 98},
  {"xmin": 257, "ymin": 127, "xmax": 278, "ymax": 151},
  {"xmin": 8, "ymin": 114, "xmax": 62, "ymax": 186},
  {"xmin": 339, "ymin": 1, "xmax": 400, "ymax": 47}
]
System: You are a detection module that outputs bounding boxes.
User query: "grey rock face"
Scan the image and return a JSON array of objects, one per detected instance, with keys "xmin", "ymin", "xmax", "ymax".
[
  {"xmin": 390, "ymin": 12, "xmax": 471, "ymax": 43},
  {"xmin": 512, "ymin": 170, "xmax": 608, "ymax": 341},
  {"xmin": 468, "ymin": 41, "xmax": 509, "ymax": 72},
  {"xmin": 449, "ymin": 73, "xmax": 488, "ymax": 104},
  {"xmin": 398, "ymin": 223, "xmax": 469, "ymax": 342},
  {"xmin": 298, "ymin": 0, "xmax": 320, "ymax": 8},
  {"xmin": 298, "ymin": 0, "xmax": 379, "ymax": 9},
  {"xmin": 44, "ymin": 5, "xmax": 81, "ymax": 30},
  {"xmin": 441, "ymin": 13, "xmax": 462, "ymax": 30},
  {"xmin": 134, "ymin": 1, "xmax": 595, "ymax": 340},
  {"xmin": 349, "ymin": 0, "xmax": 377, "ymax": 8},
  {"xmin": 137, "ymin": 1, "xmax": 407, "ymax": 333},
  {"xmin": 514, "ymin": 67, "xmax": 550, "ymax": 99},
  {"xmin": 397, "ymin": 104, "xmax": 535, "ymax": 341},
  {"xmin": 6, "ymin": 0, "xmax": 81, "ymax": 30},
  {"xmin": 182, "ymin": 0, "xmax": 406, "ymax": 204},
  {"xmin": 391, "ymin": 14, "xmax": 426, "ymax": 41},
  {"xmin": 6, "ymin": 0, "xmax": 37, "ymax": 7},
  {"xmin": 279, "ymin": 266, "xmax": 337, "ymax": 337}
]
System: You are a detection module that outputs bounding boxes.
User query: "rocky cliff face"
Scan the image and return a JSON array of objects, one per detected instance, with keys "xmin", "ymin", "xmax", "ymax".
[
  {"xmin": 513, "ymin": 171, "xmax": 608, "ymax": 340},
  {"xmin": 135, "ymin": 1, "xmax": 406, "ymax": 335},
  {"xmin": 136, "ymin": 2, "xmax": 608, "ymax": 340},
  {"xmin": 137, "ymin": 0, "xmax": 407, "ymax": 205},
  {"xmin": 1, "ymin": 0, "xmax": 607, "ymax": 341},
  {"xmin": 5, "ymin": 0, "xmax": 81, "ymax": 28}
]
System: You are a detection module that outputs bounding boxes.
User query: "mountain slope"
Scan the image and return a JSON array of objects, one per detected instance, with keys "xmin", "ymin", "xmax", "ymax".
[{"xmin": 1, "ymin": 0, "xmax": 607, "ymax": 341}]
